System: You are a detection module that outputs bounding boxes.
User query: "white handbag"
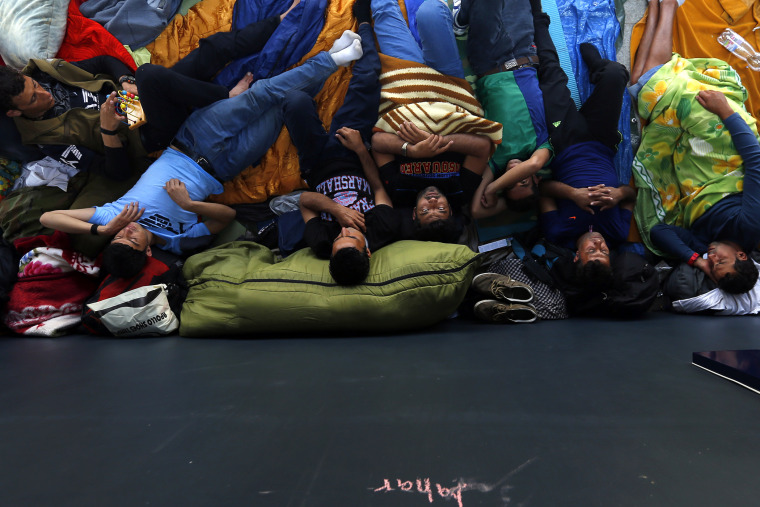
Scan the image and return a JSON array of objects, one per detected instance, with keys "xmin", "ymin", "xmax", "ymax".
[{"xmin": 86, "ymin": 284, "xmax": 179, "ymax": 337}]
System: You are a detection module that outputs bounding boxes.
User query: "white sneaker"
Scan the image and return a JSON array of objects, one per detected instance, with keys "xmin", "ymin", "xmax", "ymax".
[{"xmin": 452, "ymin": 0, "xmax": 467, "ymax": 36}]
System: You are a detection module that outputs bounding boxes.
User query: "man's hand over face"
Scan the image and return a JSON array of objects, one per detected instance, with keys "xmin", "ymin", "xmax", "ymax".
[
  {"xmin": 104, "ymin": 201, "xmax": 145, "ymax": 235},
  {"xmin": 334, "ymin": 206, "xmax": 366, "ymax": 232},
  {"xmin": 693, "ymin": 256, "xmax": 717, "ymax": 283}
]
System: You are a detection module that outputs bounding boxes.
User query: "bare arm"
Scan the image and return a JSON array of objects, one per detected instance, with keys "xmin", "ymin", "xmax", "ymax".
[
  {"xmin": 335, "ymin": 127, "xmax": 392, "ymax": 208},
  {"xmin": 40, "ymin": 203, "xmax": 143, "ymax": 235},
  {"xmin": 299, "ymin": 192, "xmax": 366, "ymax": 231},
  {"xmin": 164, "ymin": 179, "xmax": 235, "ymax": 234},
  {"xmin": 471, "ymin": 170, "xmax": 507, "ymax": 219},
  {"xmin": 490, "ymin": 149, "xmax": 550, "ymax": 193}
]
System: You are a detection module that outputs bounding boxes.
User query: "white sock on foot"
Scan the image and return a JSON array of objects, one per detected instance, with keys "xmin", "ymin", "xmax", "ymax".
[
  {"xmin": 331, "ymin": 38, "xmax": 363, "ymax": 67},
  {"xmin": 329, "ymin": 30, "xmax": 362, "ymax": 54}
]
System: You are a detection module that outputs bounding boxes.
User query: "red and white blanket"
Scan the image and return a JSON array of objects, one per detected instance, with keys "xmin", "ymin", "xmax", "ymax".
[{"xmin": 4, "ymin": 231, "xmax": 100, "ymax": 336}]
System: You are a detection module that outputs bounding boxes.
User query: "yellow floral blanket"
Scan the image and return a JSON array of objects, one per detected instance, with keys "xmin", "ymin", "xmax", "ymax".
[{"xmin": 632, "ymin": 54, "xmax": 758, "ymax": 255}]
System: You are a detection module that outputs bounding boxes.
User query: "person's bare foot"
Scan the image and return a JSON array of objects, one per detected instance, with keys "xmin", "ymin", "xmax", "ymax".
[
  {"xmin": 229, "ymin": 72, "xmax": 253, "ymax": 98},
  {"xmin": 281, "ymin": 0, "xmax": 300, "ymax": 20}
]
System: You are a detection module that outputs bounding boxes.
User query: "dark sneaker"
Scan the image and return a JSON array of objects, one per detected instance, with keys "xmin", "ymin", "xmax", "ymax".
[
  {"xmin": 474, "ymin": 300, "xmax": 538, "ymax": 323},
  {"xmin": 471, "ymin": 273, "xmax": 534, "ymax": 303}
]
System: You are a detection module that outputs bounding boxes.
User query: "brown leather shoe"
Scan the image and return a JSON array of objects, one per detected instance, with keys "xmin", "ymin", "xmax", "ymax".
[{"xmin": 471, "ymin": 273, "xmax": 534, "ymax": 303}]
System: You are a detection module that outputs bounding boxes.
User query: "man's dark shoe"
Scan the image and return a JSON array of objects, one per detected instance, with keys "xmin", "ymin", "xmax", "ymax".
[
  {"xmin": 474, "ymin": 300, "xmax": 538, "ymax": 323},
  {"xmin": 472, "ymin": 273, "xmax": 534, "ymax": 303}
]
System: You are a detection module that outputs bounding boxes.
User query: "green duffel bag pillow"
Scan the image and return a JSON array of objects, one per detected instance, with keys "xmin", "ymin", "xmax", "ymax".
[{"xmin": 180, "ymin": 240, "xmax": 481, "ymax": 336}]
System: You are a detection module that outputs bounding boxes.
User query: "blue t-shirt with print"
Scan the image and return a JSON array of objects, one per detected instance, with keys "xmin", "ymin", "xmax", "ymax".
[{"xmin": 90, "ymin": 148, "xmax": 224, "ymax": 254}]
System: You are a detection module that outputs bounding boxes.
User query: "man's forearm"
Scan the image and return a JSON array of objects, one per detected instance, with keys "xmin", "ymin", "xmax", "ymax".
[
  {"xmin": 539, "ymin": 180, "xmax": 577, "ymax": 200},
  {"xmin": 443, "ymin": 133, "xmax": 492, "ymax": 157},
  {"xmin": 355, "ymin": 149, "xmax": 381, "ymax": 190},
  {"xmin": 40, "ymin": 209, "xmax": 97, "ymax": 235},
  {"xmin": 183, "ymin": 201, "xmax": 236, "ymax": 224},
  {"xmin": 371, "ymin": 132, "xmax": 403, "ymax": 155},
  {"xmin": 300, "ymin": 191, "xmax": 342, "ymax": 216},
  {"xmin": 650, "ymin": 223, "xmax": 699, "ymax": 261},
  {"xmin": 490, "ymin": 148, "xmax": 550, "ymax": 192}
]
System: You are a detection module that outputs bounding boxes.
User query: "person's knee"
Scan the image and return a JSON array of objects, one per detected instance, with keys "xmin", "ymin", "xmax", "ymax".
[
  {"xmin": 282, "ymin": 91, "xmax": 315, "ymax": 118},
  {"xmin": 416, "ymin": 0, "xmax": 450, "ymax": 26},
  {"xmin": 597, "ymin": 61, "xmax": 630, "ymax": 87},
  {"xmin": 135, "ymin": 64, "xmax": 164, "ymax": 90}
]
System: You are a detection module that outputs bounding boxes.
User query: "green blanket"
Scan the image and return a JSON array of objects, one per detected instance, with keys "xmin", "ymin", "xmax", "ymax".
[{"xmin": 632, "ymin": 54, "xmax": 759, "ymax": 255}]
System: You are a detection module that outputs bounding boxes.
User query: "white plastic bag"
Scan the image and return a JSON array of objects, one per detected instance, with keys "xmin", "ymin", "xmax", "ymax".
[{"xmin": 86, "ymin": 284, "xmax": 179, "ymax": 337}]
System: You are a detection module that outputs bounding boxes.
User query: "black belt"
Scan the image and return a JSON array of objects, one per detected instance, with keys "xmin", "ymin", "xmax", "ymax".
[
  {"xmin": 480, "ymin": 55, "xmax": 539, "ymax": 76},
  {"xmin": 169, "ymin": 138, "xmax": 221, "ymax": 182}
]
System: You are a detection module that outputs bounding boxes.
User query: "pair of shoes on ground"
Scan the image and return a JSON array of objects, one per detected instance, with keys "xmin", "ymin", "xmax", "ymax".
[{"xmin": 471, "ymin": 273, "xmax": 538, "ymax": 323}]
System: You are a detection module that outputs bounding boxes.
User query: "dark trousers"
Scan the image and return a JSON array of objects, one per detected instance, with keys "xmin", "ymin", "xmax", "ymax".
[
  {"xmin": 136, "ymin": 15, "xmax": 280, "ymax": 152},
  {"xmin": 533, "ymin": 12, "xmax": 628, "ymax": 155},
  {"xmin": 458, "ymin": 0, "xmax": 537, "ymax": 76},
  {"xmin": 281, "ymin": 23, "xmax": 381, "ymax": 185}
]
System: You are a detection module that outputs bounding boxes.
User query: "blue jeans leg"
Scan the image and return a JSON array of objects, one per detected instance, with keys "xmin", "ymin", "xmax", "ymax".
[
  {"xmin": 175, "ymin": 52, "xmax": 338, "ymax": 181},
  {"xmin": 415, "ymin": 0, "xmax": 465, "ymax": 78},
  {"xmin": 371, "ymin": 0, "xmax": 425, "ymax": 63},
  {"xmin": 459, "ymin": 0, "xmax": 537, "ymax": 75}
]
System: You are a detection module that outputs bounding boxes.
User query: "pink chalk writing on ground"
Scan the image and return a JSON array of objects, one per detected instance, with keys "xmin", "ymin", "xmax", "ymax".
[{"xmin": 374, "ymin": 477, "xmax": 466, "ymax": 507}]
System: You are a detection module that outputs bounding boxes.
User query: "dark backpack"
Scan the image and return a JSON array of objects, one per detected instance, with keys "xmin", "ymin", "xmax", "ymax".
[
  {"xmin": 511, "ymin": 230, "xmax": 659, "ymax": 318},
  {"xmin": 551, "ymin": 251, "xmax": 660, "ymax": 318}
]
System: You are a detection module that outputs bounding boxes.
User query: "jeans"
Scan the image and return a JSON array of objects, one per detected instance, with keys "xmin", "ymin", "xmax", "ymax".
[
  {"xmin": 282, "ymin": 23, "xmax": 381, "ymax": 184},
  {"xmin": 533, "ymin": 12, "xmax": 628, "ymax": 154},
  {"xmin": 457, "ymin": 0, "xmax": 537, "ymax": 76},
  {"xmin": 174, "ymin": 52, "xmax": 338, "ymax": 182},
  {"xmin": 136, "ymin": 15, "xmax": 280, "ymax": 152},
  {"xmin": 371, "ymin": 0, "xmax": 464, "ymax": 78}
]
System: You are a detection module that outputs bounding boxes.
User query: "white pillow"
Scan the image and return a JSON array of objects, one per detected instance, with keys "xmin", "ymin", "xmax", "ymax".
[{"xmin": 0, "ymin": 0, "xmax": 70, "ymax": 69}]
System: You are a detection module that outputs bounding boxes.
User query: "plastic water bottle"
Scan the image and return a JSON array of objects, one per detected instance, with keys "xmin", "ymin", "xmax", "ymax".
[{"xmin": 717, "ymin": 28, "xmax": 760, "ymax": 71}]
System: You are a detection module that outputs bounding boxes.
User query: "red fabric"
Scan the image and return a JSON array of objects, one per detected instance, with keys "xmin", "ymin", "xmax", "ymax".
[
  {"xmin": 4, "ymin": 271, "xmax": 98, "ymax": 334},
  {"xmin": 55, "ymin": 0, "xmax": 136, "ymax": 71},
  {"xmin": 14, "ymin": 230, "xmax": 72, "ymax": 255},
  {"xmin": 5, "ymin": 231, "xmax": 100, "ymax": 334}
]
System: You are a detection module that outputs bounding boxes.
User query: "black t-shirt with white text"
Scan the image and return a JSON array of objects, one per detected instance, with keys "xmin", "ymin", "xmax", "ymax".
[
  {"xmin": 378, "ymin": 152, "xmax": 481, "ymax": 210},
  {"xmin": 303, "ymin": 161, "xmax": 401, "ymax": 258}
]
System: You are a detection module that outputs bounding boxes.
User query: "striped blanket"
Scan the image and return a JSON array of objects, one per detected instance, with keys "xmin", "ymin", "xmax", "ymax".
[{"xmin": 374, "ymin": 54, "xmax": 503, "ymax": 145}]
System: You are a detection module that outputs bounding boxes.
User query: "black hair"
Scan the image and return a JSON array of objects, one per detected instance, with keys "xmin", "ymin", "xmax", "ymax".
[
  {"xmin": 0, "ymin": 67, "xmax": 26, "ymax": 113},
  {"xmin": 717, "ymin": 257, "xmax": 759, "ymax": 294},
  {"xmin": 505, "ymin": 182, "xmax": 540, "ymax": 212},
  {"xmin": 329, "ymin": 247, "xmax": 370, "ymax": 285},
  {"xmin": 102, "ymin": 243, "xmax": 149, "ymax": 279},
  {"xmin": 575, "ymin": 259, "xmax": 613, "ymax": 291},
  {"xmin": 413, "ymin": 217, "xmax": 463, "ymax": 244}
]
